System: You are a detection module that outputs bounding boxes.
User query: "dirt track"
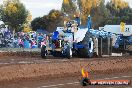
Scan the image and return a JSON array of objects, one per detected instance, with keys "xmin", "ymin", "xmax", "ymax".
[{"xmin": 0, "ymin": 52, "xmax": 131, "ymax": 82}]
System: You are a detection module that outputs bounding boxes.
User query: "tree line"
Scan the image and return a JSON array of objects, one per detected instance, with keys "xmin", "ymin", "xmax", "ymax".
[
  {"xmin": 31, "ymin": 10, "xmax": 64, "ymax": 32},
  {"xmin": 0, "ymin": 0, "xmax": 132, "ymax": 33},
  {"xmin": 32, "ymin": 0, "xmax": 132, "ymax": 32}
]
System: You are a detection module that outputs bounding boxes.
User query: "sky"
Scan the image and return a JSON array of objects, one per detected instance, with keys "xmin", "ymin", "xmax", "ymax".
[
  {"xmin": 0, "ymin": 0, "xmax": 63, "ymax": 19},
  {"xmin": 0, "ymin": 0, "xmax": 132, "ymax": 19}
]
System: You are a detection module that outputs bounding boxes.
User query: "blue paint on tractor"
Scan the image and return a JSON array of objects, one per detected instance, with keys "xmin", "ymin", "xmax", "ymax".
[
  {"xmin": 127, "ymin": 36, "xmax": 132, "ymax": 44},
  {"xmin": 41, "ymin": 14, "xmax": 132, "ymax": 58},
  {"xmin": 52, "ymin": 31, "xmax": 59, "ymax": 41},
  {"xmin": 75, "ymin": 44, "xmax": 85, "ymax": 49}
]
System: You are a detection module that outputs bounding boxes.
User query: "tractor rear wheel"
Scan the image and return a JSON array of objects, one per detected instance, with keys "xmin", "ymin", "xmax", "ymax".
[
  {"xmin": 65, "ymin": 45, "xmax": 72, "ymax": 59},
  {"xmin": 41, "ymin": 45, "xmax": 47, "ymax": 58},
  {"xmin": 78, "ymin": 32, "xmax": 94, "ymax": 58}
]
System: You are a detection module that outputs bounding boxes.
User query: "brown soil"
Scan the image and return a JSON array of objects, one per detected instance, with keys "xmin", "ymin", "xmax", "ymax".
[
  {"xmin": 0, "ymin": 54, "xmax": 131, "ymax": 82},
  {"xmin": 0, "ymin": 51, "xmax": 40, "ymax": 58}
]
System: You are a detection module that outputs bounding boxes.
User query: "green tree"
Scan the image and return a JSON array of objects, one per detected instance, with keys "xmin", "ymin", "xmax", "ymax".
[
  {"xmin": 106, "ymin": 0, "xmax": 132, "ymax": 24},
  {"xmin": 0, "ymin": 0, "xmax": 28, "ymax": 36},
  {"xmin": 31, "ymin": 10, "xmax": 64, "ymax": 32},
  {"xmin": 90, "ymin": 0, "xmax": 110, "ymax": 28},
  {"xmin": 31, "ymin": 17, "xmax": 47, "ymax": 31},
  {"xmin": 78, "ymin": 0, "xmax": 102, "ymax": 25},
  {"xmin": 23, "ymin": 11, "xmax": 32, "ymax": 32},
  {"xmin": 61, "ymin": 0, "xmax": 76, "ymax": 19},
  {"xmin": 46, "ymin": 10, "xmax": 64, "ymax": 32}
]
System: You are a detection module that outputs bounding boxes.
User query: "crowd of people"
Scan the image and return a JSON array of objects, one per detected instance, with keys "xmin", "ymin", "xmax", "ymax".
[
  {"xmin": 0, "ymin": 27, "xmax": 13, "ymax": 48},
  {"xmin": 0, "ymin": 28, "xmax": 46, "ymax": 48}
]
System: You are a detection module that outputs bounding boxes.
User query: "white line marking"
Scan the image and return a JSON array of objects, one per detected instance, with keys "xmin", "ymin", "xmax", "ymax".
[
  {"xmin": 57, "ymin": 84, "xmax": 64, "ymax": 86},
  {"xmin": 42, "ymin": 85, "xmax": 57, "ymax": 88},
  {"xmin": 79, "ymin": 59, "xmax": 85, "ymax": 61},
  {"xmin": 61, "ymin": 60, "xmax": 68, "ymax": 62},
  {"xmin": 0, "ymin": 63, "xmax": 10, "ymax": 65},
  {"xmin": 45, "ymin": 59, "xmax": 51, "ymax": 60},
  {"xmin": 122, "ymin": 76, "xmax": 132, "ymax": 78},
  {"xmin": 40, "ymin": 75, "xmax": 132, "ymax": 88},
  {"xmin": 0, "ymin": 61, "xmax": 36, "ymax": 65},
  {"xmin": 103, "ymin": 75, "xmax": 132, "ymax": 80},
  {"xmin": 11, "ymin": 59, "xmax": 15, "ymax": 61},
  {"xmin": 112, "ymin": 77, "xmax": 119, "ymax": 79},
  {"xmin": 44, "ymin": 61, "xmax": 51, "ymax": 63},
  {"xmin": 104, "ymin": 78, "xmax": 110, "ymax": 79},
  {"xmin": 41, "ymin": 82, "xmax": 79, "ymax": 88},
  {"xmin": 18, "ymin": 61, "xmax": 34, "ymax": 64},
  {"xmin": 66, "ymin": 83, "xmax": 74, "ymax": 85}
]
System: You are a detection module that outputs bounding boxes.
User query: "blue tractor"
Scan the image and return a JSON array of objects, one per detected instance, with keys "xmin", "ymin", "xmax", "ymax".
[
  {"xmin": 41, "ymin": 15, "xmax": 114, "ymax": 58},
  {"xmin": 41, "ymin": 15, "xmax": 96, "ymax": 59}
]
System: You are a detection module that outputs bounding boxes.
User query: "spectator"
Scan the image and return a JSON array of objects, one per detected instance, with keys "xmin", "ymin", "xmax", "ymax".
[
  {"xmin": 18, "ymin": 37, "xmax": 24, "ymax": 48},
  {"xmin": 0, "ymin": 27, "xmax": 47, "ymax": 48},
  {"xmin": 31, "ymin": 39, "xmax": 37, "ymax": 48},
  {"xmin": 41, "ymin": 39, "xmax": 46, "ymax": 47},
  {"xmin": 13, "ymin": 37, "xmax": 18, "ymax": 48},
  {"xmin": 0, "ymin": 34, "xmax": 2, "ymax": 48}
]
